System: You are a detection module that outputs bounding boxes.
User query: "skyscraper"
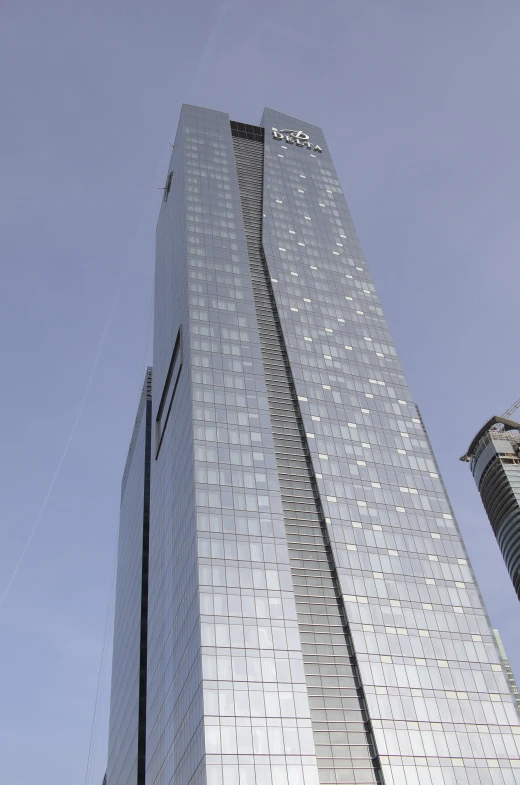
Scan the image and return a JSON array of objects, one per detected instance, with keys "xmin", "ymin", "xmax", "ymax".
[
  {"xmin": 461, "ymin": 415, "xmax": 520, "ymax": 601},
  {"xmin": 107, "ymin": 368, "xmax": 152, "ymax": 785},
  {"xmin": 494, "ymin": 630, "xmax": 520, "ymax": 716},
  {"xmin": 109, "ymin": 106, "xmax": 520, "ymax": 785}
]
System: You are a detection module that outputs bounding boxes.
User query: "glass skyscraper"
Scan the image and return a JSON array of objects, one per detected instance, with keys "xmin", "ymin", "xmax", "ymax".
[
  {"xmin": 107, "ymin": 106, "xmax": 520, "ymax": 785},
  {"xmin": 461, "ymin": 416, "xmax": 520, "ymax": 601},
  {"xmin": 493, "ymin": 631, "xmax": 520, "ymax": 716}
]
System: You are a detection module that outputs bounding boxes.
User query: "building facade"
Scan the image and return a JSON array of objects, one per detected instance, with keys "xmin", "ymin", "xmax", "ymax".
[
  {"xmin": 107, "ymin": 368, "xmax": 152, "ymax": 785},
  {"xmin": 494, "ymin": 630, "xmax": 520, "ymax": 716},
  {"xmin": 131, "ymin": 105, "xmax": 520, "ymax": 785},
  {"xmin": 461, "ymin": 416, "xmax": 520, "ymax": 602}
]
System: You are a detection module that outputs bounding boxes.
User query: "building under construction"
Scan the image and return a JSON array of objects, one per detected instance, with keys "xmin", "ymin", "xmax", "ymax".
[{"xmin": 462, "ymin": 413, "xmax": 520, "ymax": 601}]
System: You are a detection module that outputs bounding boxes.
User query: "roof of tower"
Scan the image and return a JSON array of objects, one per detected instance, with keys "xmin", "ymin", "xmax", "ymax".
[{"xmin": 461, "ymin": 415, "xmax": 520, "ymax": 462}]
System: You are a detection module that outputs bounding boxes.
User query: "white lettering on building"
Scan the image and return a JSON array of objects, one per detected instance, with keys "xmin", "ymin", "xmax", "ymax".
[{"xmin": 271, "ymin": 128, "xmax": 323, "ymax": 153}]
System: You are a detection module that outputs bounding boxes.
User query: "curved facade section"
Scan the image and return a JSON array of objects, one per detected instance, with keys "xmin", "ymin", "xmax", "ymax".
[{"xmin": 468, "ymin": 428, "xmax": 520, "ymax": 600}]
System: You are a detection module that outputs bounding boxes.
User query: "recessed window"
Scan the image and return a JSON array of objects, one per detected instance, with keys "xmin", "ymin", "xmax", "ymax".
[
  {"xmin": 155, "ymin": 326, "xmax": 182, "ymax": 458},
  {"xmin": 163, "ymin": 171, "xmax": 173, "ymax": 202}
]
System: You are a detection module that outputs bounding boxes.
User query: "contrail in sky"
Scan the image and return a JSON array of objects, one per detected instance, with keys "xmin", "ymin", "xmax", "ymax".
[
  {"xmin": 0, "ymin": 1, "xmax": 230, "ymax": 611},
  {"xmin": 0, "ymin": 287, "xmax": 121, "ymax": 610}
]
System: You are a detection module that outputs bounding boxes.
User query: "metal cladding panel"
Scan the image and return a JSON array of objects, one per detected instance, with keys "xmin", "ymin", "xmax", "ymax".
[
  {"xmin": 260, "ymin": 107, "xmax": 520, "ymax": 785},
  {"xmin": 491, "ymin": 437, "xmax": 518, "ymax": 454},
  {"xmin": 472, "ymin": 439, "xmax": 499, "ymax": 489}
]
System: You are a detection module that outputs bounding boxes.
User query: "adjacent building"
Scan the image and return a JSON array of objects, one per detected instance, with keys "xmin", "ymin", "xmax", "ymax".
[
  {"xmin": 108, "ymin": 106, "xmax": 520, "ymax": 785},
  {"xmin": 461, "ymin": 416, "xmax": 520, "ymax": 601},
  {"xmin": 107, "ymin": 368, "xmax": 152, "ymax": 785}
]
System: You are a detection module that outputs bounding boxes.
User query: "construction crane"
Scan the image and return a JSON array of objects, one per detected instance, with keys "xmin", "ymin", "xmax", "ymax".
[
  {"xmin": 503, "ymin": 396, "xmax": 520, "ymax": 420},
  {"xmin": 488, "ymin": 396, "xmax": 520, "ymax": 434}
]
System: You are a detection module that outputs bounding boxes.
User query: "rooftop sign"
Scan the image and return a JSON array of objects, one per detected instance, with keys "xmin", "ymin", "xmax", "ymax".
[{"xmin": 272, "ymin": 128, "xmax": 323, "ymax": 153}]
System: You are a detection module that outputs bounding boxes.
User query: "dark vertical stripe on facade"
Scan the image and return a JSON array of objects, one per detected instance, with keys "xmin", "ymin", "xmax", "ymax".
[
  {"xmin": 138, "ymin": 375, "xmax": 152, "ymax": 785},
  {"xmin": 231, "ymin": 131, "xmax": 383, "ymax": 785}
]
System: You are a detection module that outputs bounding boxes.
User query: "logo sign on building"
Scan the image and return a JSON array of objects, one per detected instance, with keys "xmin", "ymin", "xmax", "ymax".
[{"xmin": 272, "ymin": 128, "xmax": 323, "ymax": 153}]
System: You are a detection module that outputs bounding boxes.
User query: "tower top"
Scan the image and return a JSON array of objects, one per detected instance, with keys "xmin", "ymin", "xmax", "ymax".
[{"xmin": 461, "ymin": 415, "xmax": 520, "ymax": 462}]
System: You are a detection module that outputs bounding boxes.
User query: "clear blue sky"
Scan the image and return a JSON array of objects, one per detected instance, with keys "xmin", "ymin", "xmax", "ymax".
[{"xmin": 1, "ymin": 1, "xmax": 520, "ymax": 782}]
